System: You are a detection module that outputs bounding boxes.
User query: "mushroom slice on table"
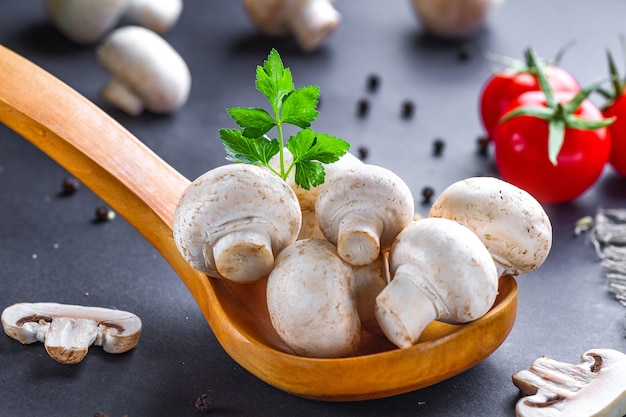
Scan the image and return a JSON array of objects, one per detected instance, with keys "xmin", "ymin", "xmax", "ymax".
[
  {"xmin": 243, "ymin": 0, "xmax": 341, "ymax": 52},
  {"xmin": 97, "ymin": 25, "xmax": 191, "ymax": 116},
  {"xmin": 266, "ymin": 239, "xmax": 360, "ymax": 358},
  {"xmin": 44, "ymin": 0, "xmax": 130, "ymax": 45},
  {"xmin": 429, "ymin": 176, "xmax": 552, "ymax": 277},
  {"xmin": 173, "ymin": 164, "xmax": 302, "ymax": 283},
  {"xmin": 512, "ymin": 348, "xmax": 626, "ymax": 417},
  {"xmin": 1, "ymin": 302, "xmax": 142, "ymax": 364},
  {"xmin": 315, "ymin": 164, "xmax": 414, "ymax": 267},
  {"xmin": 376, "ymin": 217, "xmax": 499, "ymax": 348}
]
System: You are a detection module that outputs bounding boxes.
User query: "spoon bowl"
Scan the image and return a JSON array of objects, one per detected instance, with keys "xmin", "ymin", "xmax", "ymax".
[{"xmin": 0, "ymin": 45, "xmax": 518, "ymax": 401}]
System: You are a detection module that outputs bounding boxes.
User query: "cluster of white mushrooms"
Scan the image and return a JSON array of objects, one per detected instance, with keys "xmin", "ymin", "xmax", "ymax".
[
  {"xmin": 173, "ymin": 154, "xmax": 552, "ymax": 358},
  {"xmin": 44, "ymin": 0, "xmax": 191, "ymax": 115}
]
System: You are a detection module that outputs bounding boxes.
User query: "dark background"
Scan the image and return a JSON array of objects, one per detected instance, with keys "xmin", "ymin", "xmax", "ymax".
[{"xmin": 1, "ymin": 1, "xmax": 626, "ymax": 416}]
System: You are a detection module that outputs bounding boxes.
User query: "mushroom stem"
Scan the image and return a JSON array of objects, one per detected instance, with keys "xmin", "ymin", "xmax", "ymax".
[
  {"xmin": 375, "ymin": 272, "xmax": 437, "ymax": 348},
  {"xmin": 44, "ymin": 317, "xmax": 98, "ymax": 364},
  {"xmin": 337, "ymin": 211, "xmax": 384, "ymax": 266},
  {"xmin": 100, "ymin": 78, "xmax": 144, "ymax": 116},
  {"xmin": 212, "ymin": 229, "xmax": 275, "ymax": 283},
  {"xmin": 287, "ymin": 0, "xmax": 341, "ymax": 52}
]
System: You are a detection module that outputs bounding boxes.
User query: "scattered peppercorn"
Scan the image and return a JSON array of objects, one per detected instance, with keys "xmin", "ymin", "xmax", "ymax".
[
  {"xmin": 476, "ymin": 136, "xmax": 490, "ymax": 157},
  {"xmin": 95, "ymin": 206, "xmax": 116, "ymax": 222},
  {"xmin": 61, "ymin": 177, "xmax": 80, "ymax": 195},
  {"xmin": 357, "ymin": 146, "xmax": 370, "ymax": 161},
  {"xmin": 366, "ymin": 74, "xmax": 380, "ymax": 92},
  {"xmin": 457, "ymin": 44, "xmax": 472, "ymax": 62},
  {"xmin": 195, "ymin": 393, "xmax": 213, "ymax": 413},
  {"xmin": 357, "ymin": 98, "xmax": 370, "ymax": 117},
  {"xmin": 401, "ymin": 100, "xmax": 415, "ymax": 119},
  {"xmin": 421, "ymin": 186, "xmax": 435, "ymax": 205},
  {"xmin": 432, "ymin": 138, "xmax": 445, "ymax": 156}
]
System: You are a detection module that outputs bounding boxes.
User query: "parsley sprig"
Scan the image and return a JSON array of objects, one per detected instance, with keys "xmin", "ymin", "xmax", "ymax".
[{"xmin": 219, "ymin": 49, "xmax": 350, "ymax": 190}]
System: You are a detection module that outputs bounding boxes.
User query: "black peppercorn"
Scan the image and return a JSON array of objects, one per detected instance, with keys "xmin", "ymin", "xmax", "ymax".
[
  {"xmin": 357, "ymin": 146, "xmax": 370, "ymax": 161},
  {"xmin": 195, "ymin": 393, "xmax": 213, "ymax": 413},
  {"xmin": 457, "ymin": 44, "xmax": 471, "ymax": 62},
  {"xmin": 476, "ymin": 136, "xmax": 490, "ymax": 156},
  {"xmin": 421, "ymin": 186, "xmax": 435, "ymax": 205},
  {"xmin": 432, "ymin": 138, "xmax": 445, "ymax": 156},
  {"xmin": 94, "ymin": 206, "xmax": 115, "ymax": 222},
  {"xmin": 401, "ymin": 100, "xmax": 415, "ymax": 119},
  {"xmin": 61, "ymin": 177, "xmax": 80, "ymax": 195},
  {"xmin": 357, "ymin": 98, "xmax": 370, "ymax": 117},
  {"xmin": 366, "ymin": 74, "xmax": 380, "ymax": 93}
]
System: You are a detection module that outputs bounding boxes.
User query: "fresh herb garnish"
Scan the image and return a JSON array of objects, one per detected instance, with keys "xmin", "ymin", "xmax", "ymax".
[{"xmin": 219, "ymin": 49, "xmax": 350, "ymax": 190}]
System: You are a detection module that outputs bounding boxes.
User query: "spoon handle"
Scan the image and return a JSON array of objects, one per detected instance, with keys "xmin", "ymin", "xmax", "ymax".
[{"xmin": 0, "ymin": 45, "xmax": 203, "ymax": 291}]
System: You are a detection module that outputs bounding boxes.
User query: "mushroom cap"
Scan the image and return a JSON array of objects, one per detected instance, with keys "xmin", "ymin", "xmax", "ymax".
[
  {"xmin": 315, "ymin": 163, "xmax": 415, "ymax": 265},
  {"xmin": 266, "ymin": 239, "xmax": 360, "ymax": 358},
  {"xmin": 97, "ymin": 25, "xmax": 191, "ymax": 114},
  {"xmin": 412, "ymin": 0, "xmax": 503, "ymax": 38},
  {"xmin": 429, "ymin": 176, "xmax": 552, "ymax": 275},
  {"xmin": 173, "ymin": 164, "xmax": 302, "ymax": 281},
  {"xmin": 124, "ymin": 0, "xmax": 183, "ymax": 34},
  {"xmin": 45, "ymin": 0, "xmax": 130, "ymax": 44},
  {"xmin": 389, "ymin": 218, "xmax": 499, "ymax": 323}
]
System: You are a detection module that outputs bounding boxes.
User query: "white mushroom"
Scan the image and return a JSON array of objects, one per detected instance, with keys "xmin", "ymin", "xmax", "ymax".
[
  {"xmin": 97, "ymin": 25, "xmax": 191, "ymax": 116},
  {"xmin": 269, "ymin": 148, "xmax": 363, "ymax": 240},
  {"xmin": 124, "ymin": 0, "xmax": 183, "ymax": 34},
  {"xmin": 243, "ymin": 0, "xmax": 341, "ymax": 52},
  {"xmin": 1, "ymin": 302, "xmax": 142, "ymax": 364},
  {"xmin": 266, "ymin": 239, "xmax": 360, "ymax": 358},
  {"xmin": 44, "ymin": 0, "xmax": 130, "ymax": 45},
  {"xmin": 352, "ymin": 253, "xmax": 389, "ymax": 334},
  {"xmin": 512, "ymin": 348, "xmax": 626, "ymax": 417},
  {"xmin": 173, "ymin": 164, "xmax": 302, "ymax": 283},
  {"xmin": 411, "ymin": 0, "xmax": 504, "ymax": 38},
  {"xmin": 315, "ymin": 163, "xmax": 414, "ymax": 266},
  {"xmin": 375, "ymin": 218, "xmax": 499, "ymax": 348},
  {"xmin": 429, "ymin": 177, "xmax": 552, "ymax": 277}
]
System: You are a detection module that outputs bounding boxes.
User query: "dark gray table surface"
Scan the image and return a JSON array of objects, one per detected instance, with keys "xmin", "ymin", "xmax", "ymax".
[{"xmin": 1, "ymin": 1, "xmax": 626, "ymax": 416}]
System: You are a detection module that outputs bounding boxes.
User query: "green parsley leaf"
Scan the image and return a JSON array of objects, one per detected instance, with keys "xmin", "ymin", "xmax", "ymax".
[
  {"xmin": 219, "ymin": 49, "xmax": 349, "ymax": 189},
  {"xmin": 281, "ymin": 85, "xmax": 320, "ymax": 128},
  {"xmin": 255, "ymin": 49, "xmax": 294, "ymax": 112},
  {"xmin": 293, "ymin": 160, "xmax": 325, "ymax": 191},
  {"xmin": 227, "ymin": 107, "xmax": 276, "ymax": 138},
  {"xmin": 219, "ymin": 128, "xmax": 280, "ymax": 166}
]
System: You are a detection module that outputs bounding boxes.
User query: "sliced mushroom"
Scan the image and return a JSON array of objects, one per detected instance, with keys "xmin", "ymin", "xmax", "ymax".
[
  {"xmin": 429, "ymin": 176, "xmax": 552, "ymax": 276},
  {"xmin": 44, "ymin": 0, "xmax": 130, "ymax": 45},
  {"xmin": 97, "ymin": 25, "xmax": 191, "ymax": 115},
  {"xmin": 1, "ymin": 302, "xmax": 142, "ymax": 364},
  {"xmin": 513, "ymin": 348, "xmax": 626, "ymax": 417},
  {"xmin": 266, "ymin": 239, "xmax": 360, "ymax": 358},
  {"xmin": 376, "ymin": 218, "xmax": 499, "ymax": 348},
  {"xmin": 315, "ymin": 164, "xmax": 415, "ymax": 266},
  {"xmin": 243, "ymin": 0, "xmax": 341, "ymax": 52},
  {"xmin": 173, "ymin": 164, "xmax": 302, "ymax": 283}
]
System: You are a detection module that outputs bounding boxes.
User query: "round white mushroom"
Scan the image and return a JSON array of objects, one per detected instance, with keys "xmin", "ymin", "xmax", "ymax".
[
  {"xmin": 124, "ymin": 0, "xmax": 183, "ymax": 34},
  {"xmin": 376, "ymin": 217, "xmax": 499, "ymax": 348},
  {"xmin": 411, "ymin": 0, "xmax": 504, "ymax": 38},
  {"xmin": 173, "ymin": 164, "xmax": 302, "ymax": 283},
  {"xmin": 266, "ymin": 239, "xmax": 361, "ymax": 358},
  {"xmin": 429, "ymin": 176, "xmax": 552, "ymax": 276},
  {"xmin": 243, "ymin": 0, "xmax": 341, "ymax": 52},
  {"xmin": 97, "ymin": 25, "xmax": 191, "ymax": 115},
  {"xmin": 315, "ymin": 163, "xmax": 415, "ymax": 266},
  {"xmin": 44, "ymin": 0, "xmax": 130, "ymax": 44}
]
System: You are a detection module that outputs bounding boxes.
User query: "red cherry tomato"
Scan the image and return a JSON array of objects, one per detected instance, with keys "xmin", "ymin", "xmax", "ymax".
[
  {"xmin": 479, "ymin": 66, "xmax": 580, "ymax": 140},
  {"xmin": 494, "ymin": 91, "xmax": 611, "ymax": 204},
  {"xmin": 602, "ymin": 93, "xmax": 626, "ymax": 176}
]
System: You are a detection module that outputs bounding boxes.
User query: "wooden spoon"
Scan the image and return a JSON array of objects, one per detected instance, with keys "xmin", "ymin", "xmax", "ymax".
[{"xmin": 0, "ymin": 45, "xmax": 518, "ymax": 401}]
